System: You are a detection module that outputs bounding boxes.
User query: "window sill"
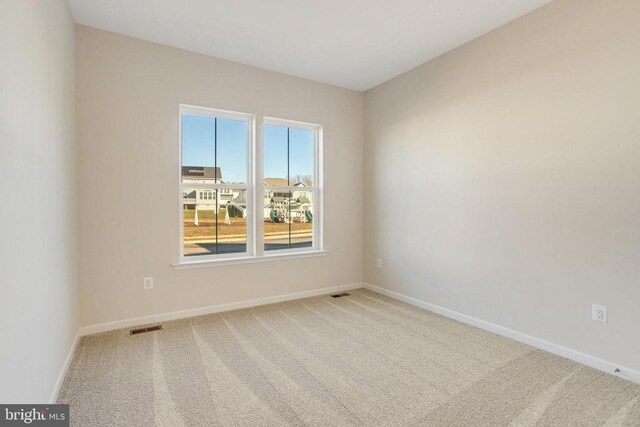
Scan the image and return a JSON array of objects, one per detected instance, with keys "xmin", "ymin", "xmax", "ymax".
[{"xmin": 172, "ymin": 250, "xmax": 329, "ymax": 270}]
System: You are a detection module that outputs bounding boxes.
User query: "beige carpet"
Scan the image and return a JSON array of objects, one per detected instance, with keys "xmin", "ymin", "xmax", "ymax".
[{"xmin": 58, "ymin": 289, "xmax": 640, "ymax": 426}]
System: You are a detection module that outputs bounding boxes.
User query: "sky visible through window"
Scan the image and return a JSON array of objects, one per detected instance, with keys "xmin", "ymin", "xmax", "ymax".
[{"xmin": 182, "ymin": 114, "xmax": 313, "ymax": 184}]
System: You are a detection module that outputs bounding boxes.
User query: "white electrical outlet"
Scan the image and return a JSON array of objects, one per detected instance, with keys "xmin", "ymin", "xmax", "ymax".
[
  {"xmin": 376, "ymin": 258, "xmax": 382, "ymax": 268},
  {"xmin": 144, "ymin": 277, "xmax": 154, "ymax": 290},
  {"xmin": 592, "ymin": 304, "xmax": 607, "ymax": 323}
]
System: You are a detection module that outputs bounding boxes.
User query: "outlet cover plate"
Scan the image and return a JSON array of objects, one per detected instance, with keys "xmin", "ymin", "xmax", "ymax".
[{"xmin": 592, "ymin": 304, "xmax": 607, "ymax": 323}]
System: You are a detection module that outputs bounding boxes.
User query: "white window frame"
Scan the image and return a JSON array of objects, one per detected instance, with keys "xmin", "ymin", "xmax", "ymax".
[
  {"xmin": 259, "ymin": 117, "xmax": 323, "ymax": 256},
  {"xmin": 175, "ymin": 106, "xmax": 324, "ymax": 268},
  {"xmin": 178, "ymin": 104, "xmax": 255, "ymax": 262}
]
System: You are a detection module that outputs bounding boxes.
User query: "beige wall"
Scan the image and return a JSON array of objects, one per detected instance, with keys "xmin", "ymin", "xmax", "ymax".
[
  {"xmin": 75, "ymin": 26, "xmax": 364, "ymax": 326},
  {"xmin": 364, "ymin": 0, "xmax": 640, "ymax": 372},
  {"xmin": 0, "ymin": 0, "xmax": 78, "ymax": 402}
]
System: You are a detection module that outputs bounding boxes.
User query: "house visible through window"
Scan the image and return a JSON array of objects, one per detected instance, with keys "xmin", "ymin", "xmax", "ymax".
[{"xmin": 179, "ymin": 105, "xmax": 321, "ymax": 262}]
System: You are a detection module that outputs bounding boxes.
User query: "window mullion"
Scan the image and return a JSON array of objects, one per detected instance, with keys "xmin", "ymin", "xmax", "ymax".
[
  {"xmin": 287, "ymin": 127, "xmax": 291, "ymax": 249},
  {"xmin": 254, "ymin": 115, "xmax": 265, "ymax": 257},
  {"xmin": 214, "ymin": 118, "xmax": 218, "ymax": 255}
]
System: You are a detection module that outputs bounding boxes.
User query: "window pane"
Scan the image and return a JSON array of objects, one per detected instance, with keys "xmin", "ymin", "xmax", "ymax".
[
  {"xmin": 264, "ymin": 190, "xmax": 291, "ymax": 251},
  {"xmin": 181, "ymin": 114, "xmax": 216, "ymax": 180},
  {"xmin": 264, "ymin": 189, "xmax": 313, "ymax": 251},
  {"xmin": 291, "ymin": 189, "xmax": 313, "ymax": 248},
  {"xmin": 263, "ymin": 124, "xmax": 289, "ymax": 185},
  {"xmin": 217, "ymin": 188, "xmax": 247, "ymax": 255},
  {"xmin": 183, "ymin": 188, "xmax": 217, "ymax": 257},
  {"xmin": 183, "ymin": 188, "xmax": 247, "ymax": 256},
  {"xmin": 289, "ymin": 128, "xmax": 314, "ymax": 186},
  {"xmin": 217, "ymin": 118, "xmax": 247, "ymax": 184}
]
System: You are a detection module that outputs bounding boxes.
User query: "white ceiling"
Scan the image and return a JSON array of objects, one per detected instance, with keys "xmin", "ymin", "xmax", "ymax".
[{"xmin": 68, "ymin": 0, "xmax": 552, "ymax": 91}]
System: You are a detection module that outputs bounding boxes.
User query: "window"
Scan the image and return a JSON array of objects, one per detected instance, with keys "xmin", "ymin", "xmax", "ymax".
[
  {"xmin": 180, "ymin": 106, "xmax": 252, "ymax": 259},
  {"xmin": 263, "ymin": 119, "xmax": 319, "ymax": 252},
  {"xmin": 199, "ymin": 190, "xmax": 214, "ymax": 200},
  {"xmin": 179, "ymin": 106, "xmax": 322, "ymax": 264}
]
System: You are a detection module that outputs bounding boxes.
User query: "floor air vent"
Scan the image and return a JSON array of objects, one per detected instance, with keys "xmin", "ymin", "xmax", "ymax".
[
  {"xmin": 129, "ymin": 324, "xmax": 162, "ymax": 335},
  {"xmin": 330, "ymin": 292, "xmax": 350, "ymax": 298}
]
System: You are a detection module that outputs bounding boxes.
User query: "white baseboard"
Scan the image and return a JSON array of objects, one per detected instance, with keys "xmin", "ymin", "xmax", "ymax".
[
  {"xmin": 49, "ymin": 331, "xmax": 81, "ymax": 403},
  {"xmin": 363, "ymin": 283, "xmax": 640, "ymax": 385},
  {"xmin": 54, "ymin": 281, "xmax": 639, "ymax": 403},
  {"xmin": 79, "ymin": 282, "xmax": 364, "ymax": 336}
]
